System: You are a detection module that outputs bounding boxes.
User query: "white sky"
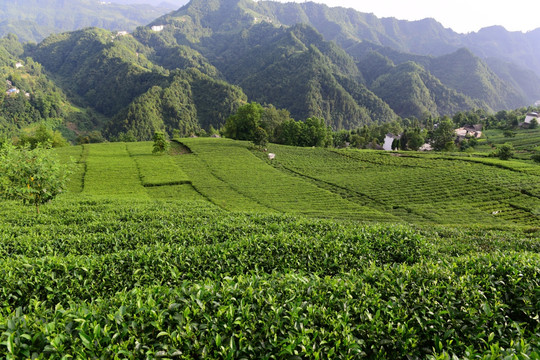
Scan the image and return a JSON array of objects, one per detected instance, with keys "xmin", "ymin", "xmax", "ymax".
[{"xmin": 270, "ymin": 0, "xmax": 540, "ymax": 34}]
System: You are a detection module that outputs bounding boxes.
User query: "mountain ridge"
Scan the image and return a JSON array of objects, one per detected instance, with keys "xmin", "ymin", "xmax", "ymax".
[{"xmin": 2, "ymin": 0, "xmax": 539, "ymax": 141}]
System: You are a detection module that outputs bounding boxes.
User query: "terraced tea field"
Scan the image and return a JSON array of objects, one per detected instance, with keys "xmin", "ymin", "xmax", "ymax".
[
  {"xmin": 1, "ymin": 139, "xmax": 539, "ymax": 358},
  {"xmin": 256, "ymin": 144, "xmax": 540, "ymax": 226}
]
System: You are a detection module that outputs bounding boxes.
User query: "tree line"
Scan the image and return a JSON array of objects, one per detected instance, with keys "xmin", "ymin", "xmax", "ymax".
[{"xmin": 223, "ymin": 102, "xmax": 332, "ymax": 148}]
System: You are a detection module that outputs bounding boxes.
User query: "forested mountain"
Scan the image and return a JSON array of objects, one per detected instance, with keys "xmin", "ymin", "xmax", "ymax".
[
  {"xmin": 0, "ymin": 34, "xmax": 93, "ymax": 139},
  {"xmin": 2, "ymin": 0, "xmax": 539, "ymax": 141},
  {"xmin": 0, "ymin": 0, "xmax": 175, "ymax": 43},
  {"xmin": 370, "ymin": 61, "xmax": 478, "ymax": 119},
  {"xmin": 28, "ymin": 27, "xmax": 246, "ymax": 140},
  {"xmin": 191, "ymin": 23, "xmax": 396, "ymax": 128},
  {"xmin": 350, "ymin": 42, "xmax": 537, "ymax": 109}
]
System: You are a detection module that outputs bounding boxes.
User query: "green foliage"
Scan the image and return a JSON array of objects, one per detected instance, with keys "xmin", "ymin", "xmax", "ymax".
[
  {"xmin": 0, "ymin": 142, "xmax": 70, "ymax": 213},
  {"xmin": 263, "ymin": 142, "xmax": 540, "ymax": 226},
  {"xmin": 0, "ymin": 197, "xmax": 538, "ymax": 358},
  {"xmin": 531, "ymin": 153, "xmax": 540, "ymax": 163},
  {"xmin": 17, "ymin": 124, "xmax": 68, "ymax": 149},
  {"xmin": 431, "ymin": 117, "xmax": 456, "ymax": 151},
  {"xmin": 494, "ymin": 143, "xmax": 515, "ymax": 160},
  {"xmin": 0, "ymin": 139, "xmax": 539, "ymax": 357},
  {"xmin": 503, "ymin": 129, "xmax": 517, "ymax": 138},
  {"xmin": 152, "ymin": 131, "xmax": 170, "ymax": 154},
  {"xmin": 75, "ymin": 130, "xmax": 105, "ymax": 145},
  {"xmin": 224, "ymin": 103, "xmax": 332, "ymax": 148},
  {"xmin": 252, "ymin": 126, "xmax": 268, "ymax": 148},
  {"xmin": 407, "ymin": 131, "xmax": 425, "ymax": 151},
  {"xmin": 223, "ymin": 102, "xmax": 263, "ymax": 141}
]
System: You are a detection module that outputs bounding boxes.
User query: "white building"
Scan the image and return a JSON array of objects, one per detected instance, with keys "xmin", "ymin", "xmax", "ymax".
[
  {"xmin": 383, "ymin": 133, "xmax": 400, "ymax": 151},
  {"xmin": 151, "ymin": 25, "xmax": 165, "ymax": 32},
  {"xmin": 524, "ymin": 112, "xmax": 539, "ymax": 124}
]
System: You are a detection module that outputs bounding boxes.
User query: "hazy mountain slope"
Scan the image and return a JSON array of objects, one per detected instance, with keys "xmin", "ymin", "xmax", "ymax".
[
  {"xmin": 351, "ymin": 41, "xmax": 538, "ymax": 110},
  {"xmin": 0, "ymin": 0, "xmax": 173, "ymax": 43},
  {"xmin": 371, "ymin": 62, "xmax": 479, "ymax": 119},
  {"xmin": 463, "ymin": 26, "xmax": 540, "ymax": 80},
  {"xmin": 155, "ymin": 0, "xmax": 540, "ymax": 80},
  {"xmin": 485, "ymin": 57, "xmax": 540, "ymax": 104},
  {"xmin": 428, "ymin": 48, "xmax": 525, "ymax": 110}
]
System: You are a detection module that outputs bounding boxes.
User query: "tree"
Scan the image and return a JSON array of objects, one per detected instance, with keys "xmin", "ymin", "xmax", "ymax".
[
  {"xmin": 494, "ymin": 143, "xmax": 514, "ymax": 160},
  {"xmin": 18, "ymin": 124, "xmax": 69, "ymax": 149},
  {"xmin": 503, "ymin": 130, "xmax": 516, "ymax": 138},
  {"xmin": 530, "ymin": 118, "xmax": 538, "ymax": 129},
  {"xmin": 152, "ymin": 131, "xmax": 170, "ymax": 154},
  {"xmin": 252, "ymin": 126, "xmax": 268, "ymax": 148},
  {"xmin": 407, "ymin": 131, "xmax": 425, "ymax": 151},
  {"xmin": 431, "ymin": 117, "xmax": 455, "ymax": 151},
  {"xmin": 223, "ymin": 102, "xmax": 263, "ymax": 141},
  {"xmin": 0, "ymin": 143, "xmax": 71, "ymax": 213}
]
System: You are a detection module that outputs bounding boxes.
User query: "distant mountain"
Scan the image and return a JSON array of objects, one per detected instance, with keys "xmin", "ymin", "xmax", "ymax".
[
  {"xmin": 0, "ymin": 0, "xmax": 174, "ymax": 43},
  {"xmin": 108, "ymin": 0, "xmax": 187, "ymax": 6},
  {"xmin": 150, "ymin": 0, "xmax": 540, "ymax": 83},
  {"xmin": 349, "ymin": 42, "xmax": 537, "ymax": 109}
]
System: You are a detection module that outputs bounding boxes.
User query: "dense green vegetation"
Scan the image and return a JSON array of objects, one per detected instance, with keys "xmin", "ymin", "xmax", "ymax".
[
  {"xmin": 0, "ymin": 34, "xmax": 91, "ymax": 141},
  {"xmin": 0, "ymin": 139, "xmax": 539, "ymax": 358}
]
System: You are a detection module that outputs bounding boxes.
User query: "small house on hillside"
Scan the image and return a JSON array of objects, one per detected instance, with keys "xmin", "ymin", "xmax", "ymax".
[
  {"xmin": 6, "ymin": 88, "xmax": 19, "ymax": 96},
  {"xmin": 455, "ymin": 124, "xmax": 482, "ymax": 140},
  {"xmin": 524, "ymin": 112, "xmax": 539, "ymax": 124},
  {"xmin": 151, "ymin": 25, "xmax": 165, "ymax": 32}
]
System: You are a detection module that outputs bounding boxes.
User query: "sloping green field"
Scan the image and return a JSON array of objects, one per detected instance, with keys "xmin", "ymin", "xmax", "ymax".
[
  {"xmin": 1, "ymin": 139, "xmax": 539, "ymax": 358},
  {"xmin": 54, "ymin": 138, "xmax": 540, "ymax": 226}
]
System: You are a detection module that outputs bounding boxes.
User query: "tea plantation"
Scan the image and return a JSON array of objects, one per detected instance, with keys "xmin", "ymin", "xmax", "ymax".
[{"xmin": 0, "ymin": 139, "xmax": 539, "ymax": 359}]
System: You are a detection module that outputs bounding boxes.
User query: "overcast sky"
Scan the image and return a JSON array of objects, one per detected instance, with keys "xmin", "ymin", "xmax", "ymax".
[{"xmin": 269, "ymin": 0, "xmax": 540, "ymax": 34}]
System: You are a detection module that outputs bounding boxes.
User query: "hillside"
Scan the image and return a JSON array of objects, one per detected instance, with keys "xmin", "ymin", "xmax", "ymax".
[
  {"xmin": 0, "ymin": 139, "xmax": 538, "ymax": 357},
  {"xmin": 144, "ymin": 0, "xmax": 537, "ymax": 118},
  {"xmin": 194, "ymin": 23, "xmax": 397, "ymax": 128},
  {"xmin": 0, "ymin": 0, "xmax": 174, "ymax": 43},
  {"xmin": 348, "ymin": 41, "xmax": 539, "ymax": 107},
  {"xmin": 0, "ymin": 34, "xmax": 98, "ymax": 140},
  {"xmin": 28, "ymin": 28, "xmax": 246, "ymax": 140}
]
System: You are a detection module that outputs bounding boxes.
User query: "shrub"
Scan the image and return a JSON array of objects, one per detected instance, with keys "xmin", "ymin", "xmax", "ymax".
[{"xmin": 0, "ymin": 142, "xmax": 71, "ymax": 213}]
